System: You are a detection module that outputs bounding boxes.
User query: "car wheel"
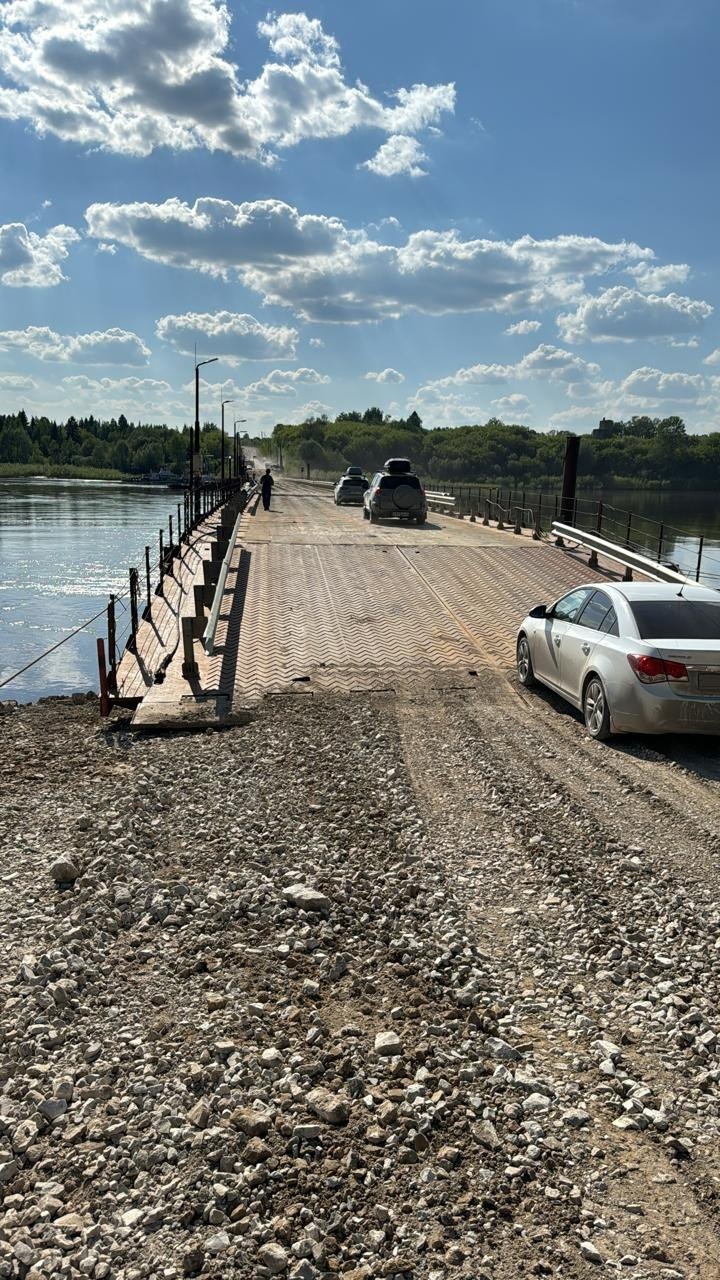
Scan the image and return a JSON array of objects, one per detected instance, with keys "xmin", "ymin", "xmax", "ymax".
[
  {"xmin": 416, "ymin": 513, "xmax": 427, "ymax": 524},
  {"xmin": 583, "ymin": 675, "xmax": 611, "ymax": 740},
  {"xmin": 516, "ymin": 634, "xmax": 536, "ymax": 687},
  {"xmin": 369, "ymin": 508, "xmax": 378, "ymax": 523}
]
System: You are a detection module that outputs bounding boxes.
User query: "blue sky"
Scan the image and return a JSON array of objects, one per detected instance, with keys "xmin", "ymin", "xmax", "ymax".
[{"xmin": 1, "ymin": 0, "xmax": 719, "ymax": 435}]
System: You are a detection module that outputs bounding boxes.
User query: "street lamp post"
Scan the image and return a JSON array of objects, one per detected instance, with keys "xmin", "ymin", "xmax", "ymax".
[
  {"xmin": 193, "ymin": 354, "xmax": 218, "ymax": 520},
  {"xmin": 233, "ymin": 418, "xmax": 246, "ymax": 481},
  {"xmin": 220, "ymin": 394, "xmax": 233, "ymax": 490}
]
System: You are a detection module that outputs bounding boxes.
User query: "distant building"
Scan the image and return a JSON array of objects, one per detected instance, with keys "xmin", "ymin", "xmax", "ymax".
[{"xmin": 592, "ymin": 418, "xmax": 622, "ymax": 439}]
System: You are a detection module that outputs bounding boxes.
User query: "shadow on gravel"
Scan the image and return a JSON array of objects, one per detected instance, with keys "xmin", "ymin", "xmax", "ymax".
[{"xmin": 520, "ymin": 678, "xmax": 720, "ymax": 782}]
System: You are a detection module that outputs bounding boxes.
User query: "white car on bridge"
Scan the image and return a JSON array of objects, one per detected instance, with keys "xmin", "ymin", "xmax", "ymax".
[{"xmin": 516, "ymin": 581, "xmax": 720, "ymax": 739}]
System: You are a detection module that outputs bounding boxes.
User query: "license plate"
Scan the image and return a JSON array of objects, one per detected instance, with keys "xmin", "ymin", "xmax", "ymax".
[{"xmin": 697, "ymin": 673, "xmax": 720, "ymax": 694}]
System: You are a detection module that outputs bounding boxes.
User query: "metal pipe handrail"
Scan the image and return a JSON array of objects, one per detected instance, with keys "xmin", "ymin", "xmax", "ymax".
[
  {"xmin": 551, "ymin": 521, "xmax": 719, "ymax": 589},
  {"xmin": 202, "ymin": 504, "xmax": 245, "ymax": 657}
]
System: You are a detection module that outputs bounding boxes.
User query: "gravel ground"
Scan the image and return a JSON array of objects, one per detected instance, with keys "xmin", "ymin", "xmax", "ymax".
[{"xmin": 1, "ymin": 684, "xmax": 719, "ymax": 1279}]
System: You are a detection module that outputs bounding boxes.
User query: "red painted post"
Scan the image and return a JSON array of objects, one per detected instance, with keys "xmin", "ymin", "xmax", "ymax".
[{"xmin": 97, "ymin": 637, "xmax": 110, "ymax": 716}]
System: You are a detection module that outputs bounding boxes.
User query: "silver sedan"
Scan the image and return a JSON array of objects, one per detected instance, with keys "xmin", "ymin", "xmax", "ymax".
[{"xmin": 516, "ymin": 582, "xmax": 720, "ymax": 739}]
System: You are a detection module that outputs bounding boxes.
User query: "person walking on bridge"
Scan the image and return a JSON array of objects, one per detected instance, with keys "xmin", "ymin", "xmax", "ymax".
[{"xmin": 260, "ymin": 466, "xmax": 274, "ymax": 511}]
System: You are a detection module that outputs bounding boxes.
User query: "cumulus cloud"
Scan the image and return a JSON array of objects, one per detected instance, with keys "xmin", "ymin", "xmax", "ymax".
[
  {"xmin": 616, "ymin": 366, "xmax": 706, "ymax": 406},
  {"xmin": 0, "ymin": 326, "xmax": 150, "ymax": 365},
  {"xmin": 0, "ymin": 4, "xmax": 454, "ymax": 167},
  {"xmin": 156, "ymin": 310, "xmax": 298, "ymax": 362},
  {"xmin": 419, "ymin": 344, "xmax": 601, "ymax": 396},
  {"xmin": 0, "ymin": 221, "xmax": 79, "ymax": 286},
  {"xmin": 0, "ymin": 373, "xmax": 37, "ymax": 389},
  {"xmin": 362, "ymin": 135, "xmax": 428, "ymax": 177},
  {"xmin": 86, "ymin": 197, "xmax": 655, "ymax": 323},
  {"xmin": 240, "ymin": 368, "xmax": 330, "ymax": 398},
  {"xmin": 62, "ymin": 374, "xmax": 171, "ymax": 393},
  {"xmin": 365, "ymin": 368, "xmax": 405, "ymax": 384},
  {"xmin": 703, "ymin": 348, "xmax": 720, "ymax": 366},
  {"xmin": 308, "ymin": 337, "xmax": 324, "ymax": 348},
  {"xmin": 285, "ymin": 399, "xmax": 334, "ymax": 422},
  {"xmin": 490, "ymin": 393, "xmax": 531, "ymax": 418},
  {"xmin": 557, "ymin": 286, "xmax": 713, "ymax": 343},
  {"xmin": 504, "ymin": 319, "xmax": 541, "ymax": 335},
  {"xmin": 627, "ymin": 262, "xmax": 690, "ymax": 293}
]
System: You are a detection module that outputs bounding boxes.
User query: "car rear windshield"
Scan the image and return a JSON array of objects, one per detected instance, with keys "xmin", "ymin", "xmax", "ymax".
[
  {"xmin": 378, "ymin": 474, "xmax": 421, "ymax": 490},
  {"xmin": 630, "ymin": 599, "xmax": 720, "ymax": 640},
  {"xmin": 340, "ymin": 477, "xmax": 363, "ymax": 485}
]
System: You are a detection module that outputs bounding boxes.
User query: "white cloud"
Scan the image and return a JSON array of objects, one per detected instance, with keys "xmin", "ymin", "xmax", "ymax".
[
  {"xmin": 419, "ymin": 344, "xmax": 601, "ymax": 396},
  {"xmin": 86, "ymin": 196, "xmax": 655, "ymax": 323},
  {"xmin": 285, "ymin": 399, "xmax": 334, "ymax": 422},
  {"xmin": 504, "ymin": 319, "xmax": 541, "ymax": 335},
  {"xmin": 490, "ymin": 393, "xmax": 532, "ymax": 419},
  {"xmin": 0, "ymin": 4, "xmax": 454, "ymax": 167},
  {"xmin": 703, "ymin": 348, "xmax": 720, "ymax": 366},
  {"xmin": 0, "ymin": 326, "xmax": 150, "ymax": 365},
  {"xmin": 0, "ymin": 221, "xmax": 79, "ymax": 286},
  {"xmin": 241, "ymin": 368, "xmax": 330, "ymax": 398},
  {"xmin": 616, "ymin": 366, "xmax": 706, "ymax": 406},
  {"xmin": 308, "ymin": 337, "xmax": 324, "ymax": 348},
  {"xmin": 156, "ymin": 310, "xmax": 298, "ymax": 362},
  {"xmin": 364, "ymin": 368, "xmax": 405, "ymax": 384},
  {"xmin": 0, "ymin": 373, "xmax": 37, "ymax": 390},
  {"xmin": 557, "ymin": 286, "xmax": 713, "ymax": 343},
  {"xmin": 363, "ymin": 135, "xmax": 428, "ymax": 177},
  {"xmin": 627, "ymin": 262, "xmax": 690, "ymax": 293},
  {"xmin": 62, "ymin": 374, "xmax": 172, "ymax": 395}
]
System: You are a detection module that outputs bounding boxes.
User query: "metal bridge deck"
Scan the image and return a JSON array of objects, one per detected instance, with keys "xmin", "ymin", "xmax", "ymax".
[{"xmin": 128, "ymin": 482, "xmax": 623, "ymax": 726}]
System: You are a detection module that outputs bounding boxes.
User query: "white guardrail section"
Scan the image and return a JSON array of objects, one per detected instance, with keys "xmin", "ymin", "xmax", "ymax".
[
  {"xmin": 202, "ymin": 499, "xmax": 248, "ymax": 657},
  {"xmin": 551, "ymin": 521, "xmax": 707, "ymax": 587}
]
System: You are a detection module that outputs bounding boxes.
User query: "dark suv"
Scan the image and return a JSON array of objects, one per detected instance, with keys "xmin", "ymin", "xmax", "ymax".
[{"xmin": 362, "ymin": 459, "xmax": 427, "ymax": 524}]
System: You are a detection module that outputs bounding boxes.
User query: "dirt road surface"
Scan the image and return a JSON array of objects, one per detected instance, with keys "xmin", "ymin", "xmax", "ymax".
[{"xmin": 1, "ymin": 683, "xmax": 719, "ymax": 1278}]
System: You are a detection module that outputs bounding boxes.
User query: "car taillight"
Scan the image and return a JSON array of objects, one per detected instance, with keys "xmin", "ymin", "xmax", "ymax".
[
  {"xmin": 627, "ymin": 654, "xmax": 689, "ymax": 684},
  {"xmin": 420, "ymin": 486, "xmax": 425, "ymax": 496}
]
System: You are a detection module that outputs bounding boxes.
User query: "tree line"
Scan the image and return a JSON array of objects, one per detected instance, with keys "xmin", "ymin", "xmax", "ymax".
[
  {"xmin": 0, "ymin": 410, "xmax": 248, "ymax": 477},
  {"xmin": 2, "ymin": 404, "xmax": 720, "ymax": 489},
  {"xmin": 273, "ymin": 410, "xmax": 720, "ymax": 489}
]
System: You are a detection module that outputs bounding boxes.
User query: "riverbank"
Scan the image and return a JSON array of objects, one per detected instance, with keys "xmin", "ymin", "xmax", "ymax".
[{"xmin": 1, "ymin": 691, "xmax": 719, "ymax": 1277}]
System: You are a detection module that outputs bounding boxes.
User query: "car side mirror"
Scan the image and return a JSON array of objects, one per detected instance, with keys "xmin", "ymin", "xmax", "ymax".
[{"xmin": 529, "ymin": 604, "xmax": 548, "ymax": 619}]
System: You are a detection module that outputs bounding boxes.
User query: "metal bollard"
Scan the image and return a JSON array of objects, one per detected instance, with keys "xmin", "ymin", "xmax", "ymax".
[
  {"xmin": 181, "ymin": 616, "xmax": 198, "ymax": 677},
  {"xmin": 533, "ymin": 494, "xmax": 542, "ymax": 540},
  {"xmin": 158, "ymin": 530, "xmax": 164, "ymax": 594},
  {"xmin": 128, "ymin": 567, "xmax": 139, "ymax": 651},
  {"xmin": 193, "ymin": 584, "xmax": 206, "ymax": 637},
  {"xmin": 96, "ymin": 637, "xmax": 110, "ymax": 716},
  {"xmin": 107, "ymin": 595, "xmax": 117, "ymax": 694},
  {"xmin": 482, "ymin": 499, "xmax": 490, "ymax": 527},
  {"xmin": 513, "ymin": 506, "xmax": 522, "ymax": 535},
  {"xmin": 145, "ymin": 546, "xmax": 152, "ymax": 614}
]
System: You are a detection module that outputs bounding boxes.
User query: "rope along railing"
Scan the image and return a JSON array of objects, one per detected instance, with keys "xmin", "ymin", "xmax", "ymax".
[{"xmin": 0, "ymin": 477, "xmax": 244, "ymax": 705}]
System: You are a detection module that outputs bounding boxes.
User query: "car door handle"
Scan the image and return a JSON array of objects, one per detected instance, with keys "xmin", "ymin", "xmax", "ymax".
[
  {"xmin": 581, "ymin": 643, "xmax": 591, "ymax": 654},
  {"xmin": 554, "ymin": 637, "xmax": 561, "ymax": 647}
]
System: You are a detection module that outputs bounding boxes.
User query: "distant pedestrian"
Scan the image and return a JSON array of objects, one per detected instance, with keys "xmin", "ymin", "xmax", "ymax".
[{"xmin": 260, "ymin": 466, "xmax": 274, "ymax": 511}]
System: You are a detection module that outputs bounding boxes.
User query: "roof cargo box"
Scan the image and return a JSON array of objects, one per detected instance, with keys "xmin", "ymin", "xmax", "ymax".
[{"xmin": 384, "ymin": 457, "xmax": 412, "ymax": 474}]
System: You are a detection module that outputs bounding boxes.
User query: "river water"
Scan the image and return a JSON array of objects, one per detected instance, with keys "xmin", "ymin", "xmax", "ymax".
[
  {"xmin": 0, "ymin": 479, "xmax": 184, "ymax": 703},
  {"xmin": 1, "ymin": 478, "xmax": 719, "ymax": 703}
]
